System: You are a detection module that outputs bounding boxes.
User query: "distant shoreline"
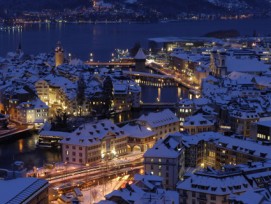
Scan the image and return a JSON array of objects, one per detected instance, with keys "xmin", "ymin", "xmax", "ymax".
[{"xmin": 2, "ymin": 16, "xmax": 271, "ymax": 28}]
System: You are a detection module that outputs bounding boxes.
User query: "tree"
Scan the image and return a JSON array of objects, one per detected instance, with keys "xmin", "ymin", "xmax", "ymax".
[
  {"xmin": 103, "ymin": 76, "xmax": 113, "ymax": 113},
  {"xmin": 76, "ymin": 74, "xmax": 86, "ymax": 116}
]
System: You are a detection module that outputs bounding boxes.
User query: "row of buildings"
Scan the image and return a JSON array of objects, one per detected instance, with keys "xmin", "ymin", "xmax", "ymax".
[
  {"xmin": 39, "ymin": 109, "xmax": 180, "ymax": 165},
  {"xmin": 141, "ymin": 131, "xmax": 271, "ymax": 203},
  {"xmin": 0, "ymin": 44, "xmax": 143, "ymax": 127}
]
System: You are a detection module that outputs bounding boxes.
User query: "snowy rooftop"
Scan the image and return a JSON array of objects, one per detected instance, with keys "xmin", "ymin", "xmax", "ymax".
[
  {"xmin": 0, "ymin": 178, "xmax": 48, "ymax": 204},
  {"xmin": 17, "ymin": 98, "xmax": 48, "ymax": 110},
  {"xmin": 181, "ymin": 132, "xmax": 271, "ymax": 159},
  {"xmin": 105, "ymin": 174, "xmax": 179, "ymax": 204},
  {"xmin": 183, "ymin": 113, "xmax": 214, "ymax": 127},
  {"xmin": 60, "ymin": 119, "xmax": 127, "ymax": 146},
  {"xmin": 226, "ymin": 55, "xmax": 270, "ymax": 73},
  {"xmin": 144, "ymin": 132, "xmax": 184, "ymax": 158},
  {"xmin": 255, "ymin": 120, "xmax": 271, "ymax": 128},
  {"xmin": 122, "ymin": 123, "xmax": 156, "ymax": 139},
  {"xmin": 134, "ymin": 48, "xmax": 146, "ymax": 60},
  {"xmin": 177, "ymin": 168, "xmax": 251, "ymax": 195},
  {"xmin": 138, "ymin": 109, "xmax": 179, "ymax": 128}
]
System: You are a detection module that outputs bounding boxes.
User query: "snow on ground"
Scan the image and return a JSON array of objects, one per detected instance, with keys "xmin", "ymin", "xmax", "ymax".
[{"xmin": 82, "ymin": 175, "xmax": 130, "ymax": 204}]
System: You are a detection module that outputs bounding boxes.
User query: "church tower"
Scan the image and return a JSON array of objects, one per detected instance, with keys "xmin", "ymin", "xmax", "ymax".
[{"xmin": 55, "ymin": 41, "xmax": 64, "ymax": 67}]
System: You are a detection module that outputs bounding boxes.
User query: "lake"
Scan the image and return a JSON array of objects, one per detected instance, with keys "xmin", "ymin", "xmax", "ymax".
[{"xmin": 1, "ymin": 18, "xmax": 271, "ymax": 61}]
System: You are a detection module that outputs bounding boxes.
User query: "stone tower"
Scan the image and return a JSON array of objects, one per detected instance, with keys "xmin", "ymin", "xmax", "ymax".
[
  {"xmin": 134, "ymin": 48, "xmax": 146, "ymax": 72},
  {"xmin": 55, "ymin": 41, "xmax": 64, "ymax": 67}
]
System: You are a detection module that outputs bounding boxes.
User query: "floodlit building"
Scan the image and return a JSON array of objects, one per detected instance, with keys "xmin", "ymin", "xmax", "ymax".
[
  {"xmin": 61, "ymin": 119, "xmax": 128, "ymax": 165},
  {"xmin": 16, "ymin": 98, "xmax": 49, "ymax": 127}
]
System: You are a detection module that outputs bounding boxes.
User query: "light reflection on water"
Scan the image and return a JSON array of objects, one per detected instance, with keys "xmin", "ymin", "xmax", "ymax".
[{"xmin": 0, "ymin": 134, "xmax": 62, "ymax": 170}]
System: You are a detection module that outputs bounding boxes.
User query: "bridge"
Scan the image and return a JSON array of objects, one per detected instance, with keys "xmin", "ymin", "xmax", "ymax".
[
  {"xmin": 85, "ymin": 61, "xmax": 134, "ymax": 67},
  {"xmin": 140, "ymin": 102, "xmax": 176, "ymax": 109}
]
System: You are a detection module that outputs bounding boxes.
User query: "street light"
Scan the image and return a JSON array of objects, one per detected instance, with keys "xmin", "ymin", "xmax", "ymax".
[
  {"xmin": 111, "ymin": 53, "xmax": 114, "ymax": 62},
  {"xmin": 90, "ymin": 53, "xmax": 93, "ymax": 62}
]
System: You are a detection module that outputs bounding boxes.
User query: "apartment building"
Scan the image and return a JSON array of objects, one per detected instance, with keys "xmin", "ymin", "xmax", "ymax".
[{"xmin": 144, "ymin": 132, "xmax": 185, "ymax": 190}]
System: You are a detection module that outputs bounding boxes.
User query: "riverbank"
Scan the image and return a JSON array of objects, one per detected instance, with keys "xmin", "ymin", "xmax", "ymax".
[{"xmin": 0, "ymin": 127, "xmax": 33, "ymax": 142}]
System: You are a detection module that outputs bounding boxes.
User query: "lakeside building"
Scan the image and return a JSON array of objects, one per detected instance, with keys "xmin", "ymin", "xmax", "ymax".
[
  {"xmin": 0, "ymin": 177, "xmax": 49, "ymax": 204},
  {"xmin": 148, "ymin": 37, "xmax": 223, "ymax": 53},
  {"xmin": 101, "ymin": 173, "xmax": 179, "ymax": 204},
  {"xmin": 170, "ymin": 49, "xmax": 210, "ymax": 88},
  {"xmin": 144, "ymin": 132, "xmax": 185, "ymax": 190}
]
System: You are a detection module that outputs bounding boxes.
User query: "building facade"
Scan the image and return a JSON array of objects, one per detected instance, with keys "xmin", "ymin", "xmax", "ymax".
[{"xmin": 144, "ymin": 133, "xmax": 185, "ymax": 190}]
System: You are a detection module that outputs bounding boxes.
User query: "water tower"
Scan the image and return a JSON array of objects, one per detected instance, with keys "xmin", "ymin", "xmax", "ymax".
[{"xmin": 134, "ymin": 48, "xmax": 146, "ymax": 72}]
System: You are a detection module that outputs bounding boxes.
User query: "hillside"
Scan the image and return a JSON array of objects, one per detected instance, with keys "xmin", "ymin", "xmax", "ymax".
[
  {"xmin": 0, "ymin": 0, "xmax": 270, "ymax": 17},
  {"xmin": 0, "ymin": 0, "xmax": 90, "ymax": 11}
]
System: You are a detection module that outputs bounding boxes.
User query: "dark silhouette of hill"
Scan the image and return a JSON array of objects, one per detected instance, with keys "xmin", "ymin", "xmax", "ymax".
[{"xmin": 0, "ymin": 0, "xmax": 89, "ymax": 11}]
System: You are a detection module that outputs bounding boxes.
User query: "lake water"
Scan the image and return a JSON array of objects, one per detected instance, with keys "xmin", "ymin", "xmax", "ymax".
[
  {"xmin": 1, "ymin": 18, "xmax": 271, "ymax": 61},
  {"xmin": 1, "ymin": 19, "xmax": 271, "ymax": 170}
]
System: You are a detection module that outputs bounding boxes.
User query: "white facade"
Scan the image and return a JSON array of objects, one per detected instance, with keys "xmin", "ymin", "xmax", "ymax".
[{"xmin": 16, "ymin": 99, "xmax": 49, "ymax": 127}]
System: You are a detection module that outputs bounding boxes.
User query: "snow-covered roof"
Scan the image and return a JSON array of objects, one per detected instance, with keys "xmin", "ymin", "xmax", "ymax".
[
  {"xmin": 0, "ymin": 178, "xmax": 48, "ymax": 204},
  {"xmin": 17, "ymin": 98, "xmax": 49, "ymax": 110},
  {"xmin": 138, "ymin": 109, "xmax": 179, "ymax": 128},
  {"xmin": 183, "ymin": 113, "xmax": 214, "ymax": 127},
  {"xmin": 181, "ymin": 132, "xmax": 271, "ymax": 160},
  {"xmin": 122, "ymin": 123, "xmax": 155, "ymax": 139},
  {"xmin": 177, "ymin": 168, "xmax": 251, "ymax": 195},
  {"xmin": 144, "ymin": 132, "xmax": 184, "ymax": 158},
  {"xmin": 134, "ymin": 48, "xmax": 146, "ymax": 60},
  {"xmin": 105, "ymin": 173, "xmax": 179, "ymax": 204},
  {"xmin": 60, "ymin": 119, "xmax": 127, "ymax": 146},
  {"xmin": 226, "ymin": 55, "xmax": 270, "ymax": 73}
]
